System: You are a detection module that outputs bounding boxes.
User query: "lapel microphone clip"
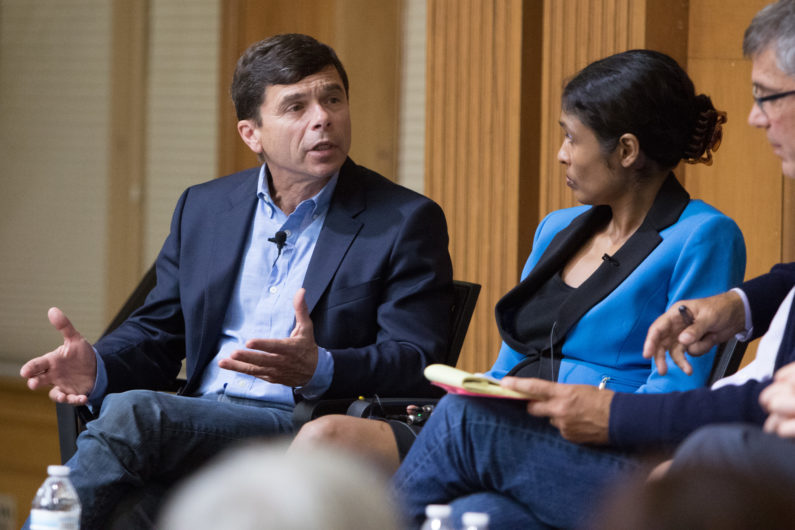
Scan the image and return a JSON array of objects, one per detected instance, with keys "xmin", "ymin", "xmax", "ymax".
[{"xmin": 268, "ymin": 230, "xmax": 287, "ymax": 259}]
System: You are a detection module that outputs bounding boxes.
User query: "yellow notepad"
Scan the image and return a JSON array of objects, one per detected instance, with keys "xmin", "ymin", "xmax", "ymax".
[{"xmin": 424, "ymin": 364, "xmax": 533, "ymax": 400}]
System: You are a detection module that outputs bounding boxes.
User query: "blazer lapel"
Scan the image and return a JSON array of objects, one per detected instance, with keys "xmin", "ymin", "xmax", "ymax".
[
  {"xmin": 194, "ymin": 171, "xmax": 259, "ymax": 368},
  {"xmin": 303, "ymin": 159, "xmax": 365, "ymax": 314},
  {"xmin": 520, "ymin": 206, "xmax": 612, "ymax": 293},
  {"xmin": 499, "ymin": 173, "xmax": 690, "ymax": 354}
]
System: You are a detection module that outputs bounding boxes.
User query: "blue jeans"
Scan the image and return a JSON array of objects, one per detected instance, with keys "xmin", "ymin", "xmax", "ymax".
[
  {"xmin": 670, "ymin": 423, "xmax": 795, "ymax": 480},
  {"xmin": 392, "ymin": 395, "xmax": 639, "ymax": 529},
  {"xmin": 43, "ymin": 389, "xmax": 293, "ymax": 530}
]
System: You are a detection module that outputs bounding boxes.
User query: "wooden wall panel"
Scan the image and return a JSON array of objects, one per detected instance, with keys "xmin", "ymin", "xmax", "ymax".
[
  {"xmin": 686, "ymin": 0, "xmax": 789, "ymax": 365},
  {"xmin": 539, "ymin": 0, "xmax": 689, "ymax": 217},
  {"xmin": 535, "ymin": 0, "xmax": 785, "ymax": 369},
  {"xmin": 106, "ymin": 0, "xmax": 148, "ymax": 322},
  {"xmin": 682, "ymin": 58, "xmax": 783, "ymax": 281},
  {"xmin": 688, "ymin": 0, "xmax": 766, "ymax": 59},
  {"xmin": 218, "ymin": 0, "xmax": 402, "ymax": 181},
  {"xmin": 0, "ymin": 378, "xmax": 60, "ymax": 529},
  {"xmin": 425, "ymin": 0, "xmax": 542, "ymax": 372},
  {"xmin": 427, "ymin": 0, "xmax": 689, "ymax": 372},
  {"xmin": 685, "ymin": 0, "xmax": 787, "ymax": 280}
]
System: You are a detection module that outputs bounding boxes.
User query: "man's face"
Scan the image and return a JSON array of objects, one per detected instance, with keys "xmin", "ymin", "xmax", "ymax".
[
  {"xmin": 749, "ymin": 46, "xmax": 795, "ymax": 178},
  {"xmin": 238, "ymin": 66, "xmax": 351, "ymax": 185}
]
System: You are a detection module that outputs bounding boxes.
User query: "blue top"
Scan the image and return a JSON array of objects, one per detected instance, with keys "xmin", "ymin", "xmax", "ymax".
[{"xmin": 490, "ymin": 175, "xmax": 746, "ymax": 394}]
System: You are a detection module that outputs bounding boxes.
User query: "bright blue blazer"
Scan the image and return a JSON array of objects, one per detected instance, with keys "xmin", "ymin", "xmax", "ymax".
[{"xmin": 490, "ymin": 175, "xmax": 746, "ymax": 394}]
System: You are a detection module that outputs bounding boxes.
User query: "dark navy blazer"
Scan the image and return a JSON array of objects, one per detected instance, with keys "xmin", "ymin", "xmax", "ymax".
[
  {"xmin": 610, "ymin": 262, "xmax": 795, "ymax": 449},
  {"xmin": 94, "ymin": 158, "xmax": 454, "ymax": 400}
]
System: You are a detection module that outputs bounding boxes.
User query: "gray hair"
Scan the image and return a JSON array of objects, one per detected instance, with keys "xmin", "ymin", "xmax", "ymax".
[
  {"xmin": 743, "ymin": 0, "xmax": 795, "ymax": 75},
  {"xmin": 158, "ymin": 440, "xmax": 402, "ymax": 530}
]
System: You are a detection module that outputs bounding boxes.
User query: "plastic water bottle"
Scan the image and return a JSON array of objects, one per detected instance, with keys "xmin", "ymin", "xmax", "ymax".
[
  {"xmin": 462, "ymin": 511, "xmax": 490, "ymax": 530},
  {"xmin": 420, "ymin": 504, "xmax": 454, "ymax": 530},
  {"xmin": 30, "ymin": 465, "xmax": 81, "ymax": 529}
]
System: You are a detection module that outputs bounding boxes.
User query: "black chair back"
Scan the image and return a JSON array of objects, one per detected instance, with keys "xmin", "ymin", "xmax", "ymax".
[
  {"xmin": 707, "ymin": 337, "xmax": 748, "ymax": 386},
  {"xmin": 444, "ymin": 280, "xmax": 481, "ymax": 366}
]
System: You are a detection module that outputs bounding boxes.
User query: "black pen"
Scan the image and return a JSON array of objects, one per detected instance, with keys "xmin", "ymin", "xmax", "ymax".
[{"xmin": 678, "ymin": 304, "xmax": 695, "ymax": 326}]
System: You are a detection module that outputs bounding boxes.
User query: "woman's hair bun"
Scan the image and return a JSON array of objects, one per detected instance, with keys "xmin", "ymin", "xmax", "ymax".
[
  {"xmin": 683, "ymin": 94, "xmax": 727, "ymax": 166},
  {"xmin": 562, "ymin": 51, "xmax": 728, "ymax": 170}
]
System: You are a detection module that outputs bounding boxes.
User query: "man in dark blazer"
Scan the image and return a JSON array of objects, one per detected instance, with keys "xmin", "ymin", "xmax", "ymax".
[
  {"xmin": 20, "ymin": 34, "xmax": 453, "ymax": 528},
  {"xmin": 497, "ymin": 0, "xmax": 795, "ymax": 476},
  {"xmin": 632, "ymin": 0, "xmax": 795, "ymax": 479}
]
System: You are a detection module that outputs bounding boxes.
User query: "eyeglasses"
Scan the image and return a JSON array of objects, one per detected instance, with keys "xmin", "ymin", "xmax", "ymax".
[{"xmin": 753, "ymin": 88, "xmax": 795, "ymax": 117}]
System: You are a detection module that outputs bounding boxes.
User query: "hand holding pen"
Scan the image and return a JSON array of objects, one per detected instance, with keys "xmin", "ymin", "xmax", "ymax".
[
  {"xmin": 678, "ymin": 304, "xmax": 695, "ymax": 327},
  {"xmin": 643, "ymin": 291, "xmax": 747, "ymax": 376}
]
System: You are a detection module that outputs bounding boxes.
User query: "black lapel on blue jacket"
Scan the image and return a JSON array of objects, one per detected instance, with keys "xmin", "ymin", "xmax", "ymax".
[
  {"xmin": 497, "ymin": 173, "xmax": 689, "ymax": 355},
  {"xmin": 303, "ymin": 158, "xmax": 365, "ymax": 314}
]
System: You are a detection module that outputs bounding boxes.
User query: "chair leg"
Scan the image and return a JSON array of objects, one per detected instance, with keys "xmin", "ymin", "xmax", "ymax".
[{"xmin": 55, "ymin": 403, "xmax": 80, "ymax": 464}]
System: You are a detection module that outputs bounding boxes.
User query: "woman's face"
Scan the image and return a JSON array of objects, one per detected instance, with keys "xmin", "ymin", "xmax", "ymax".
[{"xmin": 557, "ymin": 111, "xmax": 627, "ymax": 205}]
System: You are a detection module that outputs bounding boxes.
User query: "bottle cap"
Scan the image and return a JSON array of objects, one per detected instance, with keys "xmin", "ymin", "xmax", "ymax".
[
  {"xmin": 47, "ymin": 465, "xmax": 71, "ymax": 476},
  {"xmin": 425, "ymin": 504, "xmax": 452, "ymax": 518},
  {"xmin": 462, "ymin": 512, "xmax": 490, "ymax": 526}
]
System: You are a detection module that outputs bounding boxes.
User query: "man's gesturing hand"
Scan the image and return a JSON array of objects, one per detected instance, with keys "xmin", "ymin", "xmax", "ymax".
[
  {"xmin": 642, "ymin": 291, "xmax": 746, "ymax": 376},
  {"xmin": 19, "ymin": 307, "xmax": 97, "ymax": 404},
  {"xmin": 220, "ymin": 288, "xmax": 319, "ymax": 387},
  {"xmin": 501, "ymin": 377, "xmax": 613, "ymax": 444}
]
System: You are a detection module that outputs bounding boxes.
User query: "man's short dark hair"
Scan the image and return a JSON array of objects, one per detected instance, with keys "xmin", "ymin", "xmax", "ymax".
[{"xmin": 230, "ymin": 33, "xmax": 349, "ymax": 123}]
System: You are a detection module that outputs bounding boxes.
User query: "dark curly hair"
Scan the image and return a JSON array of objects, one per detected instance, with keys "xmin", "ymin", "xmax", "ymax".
[{"xmin": 562, "ymin": 49, "xmax": 726, "ymax": 170}]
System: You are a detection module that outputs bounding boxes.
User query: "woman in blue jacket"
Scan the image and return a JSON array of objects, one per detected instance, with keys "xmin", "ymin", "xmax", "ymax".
[
  {"xmin": 295, "ymin": 50, "xmax": 746, "ymax": 524},
  {"xmin": 490, "ymin": 169, "xmax": 743, "ymax": 393}
]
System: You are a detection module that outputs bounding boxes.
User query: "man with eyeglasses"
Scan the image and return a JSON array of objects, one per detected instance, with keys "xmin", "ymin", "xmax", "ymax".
[
  {"xmin": 498, "ymin": 0, "xmax": 795, "ymax": 484},
  {"xmin": 634, "ymin": 0, "xmax": 795, "ymax": 481},
  {"xmin": 750, "ymin": 50, "xmax": 795, "ymax": 177}
]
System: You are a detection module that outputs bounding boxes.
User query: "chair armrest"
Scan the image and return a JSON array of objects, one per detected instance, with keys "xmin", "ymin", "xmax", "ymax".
[
  {"xmin": 291, "ymin": 398, "xmax": 360, "ymax": 429},
  {"xmin": 346, "ymin": 397, "xmax": 440, "ymax": 419},
  {"xmin": 707, "ymin": 338, "xmax": 749, "ymax": 385},
  {"xmin": 55, "ymin": 403, "xmax": 95, "ymax": 464},
  {"xmin": 55, "ymin": 403, "xmax": 79, "ymax": 464}
]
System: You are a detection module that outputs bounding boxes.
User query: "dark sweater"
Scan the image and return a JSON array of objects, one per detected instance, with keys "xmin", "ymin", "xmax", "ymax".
[{"xmin": 609, "ymin": 262, "xmax": 795, "ymax": 449}]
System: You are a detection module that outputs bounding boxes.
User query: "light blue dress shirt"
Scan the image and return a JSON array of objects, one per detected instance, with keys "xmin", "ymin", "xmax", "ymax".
[
  {"xmin": 91, "ymin": 165, "xmax": 337, "ymax": 406},
  {"xmin": 197, "ymin": 165, "xmax": 337, "ymax": 404}
]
